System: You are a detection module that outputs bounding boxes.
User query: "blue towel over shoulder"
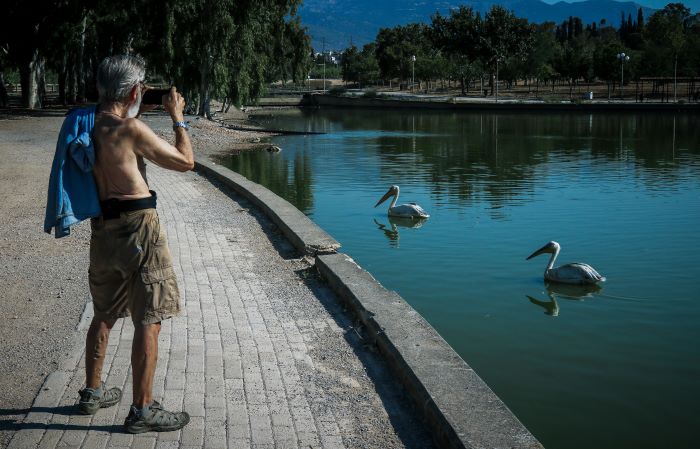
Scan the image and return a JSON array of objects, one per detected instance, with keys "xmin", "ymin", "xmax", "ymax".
[{"xmin": 44, "ymin": 105, "xmax": 101, "ymax": 238}]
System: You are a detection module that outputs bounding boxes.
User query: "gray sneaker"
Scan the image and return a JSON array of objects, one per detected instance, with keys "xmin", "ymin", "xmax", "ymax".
[
  {"xmin": 124, "ymin": 401, "xmax": 190, "ymax": 434},
  {"xmin": 78, "ymin": 383, "xmax": 122, "ymax": 415}
]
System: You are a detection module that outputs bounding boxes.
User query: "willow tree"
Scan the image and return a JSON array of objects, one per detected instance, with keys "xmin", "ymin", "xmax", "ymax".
[
  {"xmin": 161, "ymin": 0, "xmax": 309, "ymax": 117},
  {"xmin": 1, "ymin": 0, "xmax": 75, "ymax": 108}
]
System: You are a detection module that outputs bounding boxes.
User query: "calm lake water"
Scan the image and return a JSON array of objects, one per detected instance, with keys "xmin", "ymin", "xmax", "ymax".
[{"xmin": 215, "ymin": 109, "xmax": 700, "ymax": 449}]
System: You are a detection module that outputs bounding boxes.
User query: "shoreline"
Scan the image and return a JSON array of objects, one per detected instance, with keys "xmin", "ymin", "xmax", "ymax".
[{"xmin": 256, "ymin": 93, "xmax": 700, "ymax": 112}]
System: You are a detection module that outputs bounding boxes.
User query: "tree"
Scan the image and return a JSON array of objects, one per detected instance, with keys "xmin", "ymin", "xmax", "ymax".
[
  {"xmin": 429, "ymin": 6, "xmax": 482, "ymax": 95},
  {"xmin": 2, "ymin": 0, "xmax": 310, "ymax": 112},
  {"xmin": 481, "ymin": 6, "xmax": 533, "ymax": 95},
  {"xmin": 593, "ymin": 29, "xmax": 627, "ymax": 98},
  {"xmin": 525, "ymin": 22, "xmax": 559, "ymax": 94},
  {"xmin": 375, "ymin": 23, "xmax": 429, "ymax": 83},
  {"xmin": 341, "ymin": 45, "xmax": 361, "ymax": 84},
  {"xmin": 554, "ymin": 35, "xmax": 593, "ymax": 98},
  {"xmin": 642, "ymin": 2, "xmax": 693, "ymax": 91},
  {"xmin": 0, "ymin": 0, "xmax": 88, "ymax": 108}
]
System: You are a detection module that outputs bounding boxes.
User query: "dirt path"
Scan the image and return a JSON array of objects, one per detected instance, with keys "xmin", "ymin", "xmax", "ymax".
[{"xmin": 0, "ymin": 112, "xmax": 91, "ymax": 449}]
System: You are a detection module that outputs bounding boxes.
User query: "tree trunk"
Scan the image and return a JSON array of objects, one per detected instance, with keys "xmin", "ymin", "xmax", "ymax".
[
  {"xmin": 77, "ymin": 15, "xmax": 87, "ymax": 102},
  {"xmin": 19, "ymin": 49, "xmax": 44, "ymax": 109},
  {"xmin": 198, "ymin": 56, "xmax": 211, "ymax": 118},
  {"xmin": 0, "ymin": 72, "xmax": 8, "ymax": 107},
  {"xmin": 58, "ymin": 52, "xmax": 67, "ymax": 105},
  {"xmin": 66, "ymin": 51, "xmax": 77, "ymax": 104},
  {"xmin": 460, "ymin": 76, "xmax": 466, "ymax": 96},
  {"xmin": 37, "ymin": 56, "xmax": 46, "ymax": 106}
]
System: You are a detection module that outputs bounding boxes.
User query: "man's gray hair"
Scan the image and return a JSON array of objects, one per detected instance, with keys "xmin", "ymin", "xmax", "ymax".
[{"xmin": 96, "ymin": 55, "xmax": 146, "ymax": 103}]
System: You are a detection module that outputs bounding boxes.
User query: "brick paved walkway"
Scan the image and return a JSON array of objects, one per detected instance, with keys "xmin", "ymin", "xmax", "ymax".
[{"xmin": 7, "ymin": 166, "xmax": 434, "ymax": 449}]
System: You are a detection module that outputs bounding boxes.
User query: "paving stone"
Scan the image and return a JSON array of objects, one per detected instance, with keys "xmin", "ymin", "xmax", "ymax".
[{"xmin": 6, "ymin": 162, "xmax": 434, "ymax": 449}]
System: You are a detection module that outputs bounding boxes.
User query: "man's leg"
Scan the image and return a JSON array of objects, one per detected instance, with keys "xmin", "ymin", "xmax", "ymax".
[
  {"xmin": 78, "ymin": 316, "xmax": 123, "ymax": 415},
  {"xmin": 124, "ymin": 209, "xmax": 189, "ymax": 433},
  {"xmin": 85, "ymin": 317, "xmax": 117, "ymax": 388},
  {"xmin": 131, "ymin": 322, "xmax": 161, "ymax": 407},
  {"xmin": 125, "ymin": 321, "xmax": 189, "ymax": 433}
]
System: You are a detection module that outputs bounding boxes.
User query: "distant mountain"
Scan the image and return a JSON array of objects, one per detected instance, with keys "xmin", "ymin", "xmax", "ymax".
[{"xmin": 298, "ymin": 0, "xmax": 656, "ymax": 50}]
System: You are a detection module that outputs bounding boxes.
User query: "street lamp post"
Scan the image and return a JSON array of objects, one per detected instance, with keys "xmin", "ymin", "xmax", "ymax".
[
  {"xmin": 617, "ymin": 52, "xmax": 630, "ymax": 101},
  {"xmin": 411, "ymin": 55, "xmax": 416, "ymax": 92},
  {"xmin": 495, "ymin": 57, "xmax": 499, "ymax": 103},
  {"xmin": 674, "ymin": 53, "xmax": 678, "ymax": 103}
]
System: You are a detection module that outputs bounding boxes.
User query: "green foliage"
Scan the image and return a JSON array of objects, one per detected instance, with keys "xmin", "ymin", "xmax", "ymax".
[
  {"xmin": 309, "ymin": 64, "xmax": 341, "ymax": 79},
  {"xmin": 333, "ymin": 2, "xmax": 700, "ymax": 93},
  {"xmin": 362, "ymin": 88, "xmax": 378, "ymax": 98},
  {"xmin": 375, "ymin": 23, "xmax": 430, "ymax": 80},
  {"xmin": 328, "ymin": 86, "xmax": 347, "ymax": 95},
  {"xmin": 1, "ymin": 0, "xmax": 311, "ymax": 110}
]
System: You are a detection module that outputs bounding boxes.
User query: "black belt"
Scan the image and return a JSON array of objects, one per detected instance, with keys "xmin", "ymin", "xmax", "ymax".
[{"xmin": 100, "ymin": 190, "xmax": 157, "ymax": 220}]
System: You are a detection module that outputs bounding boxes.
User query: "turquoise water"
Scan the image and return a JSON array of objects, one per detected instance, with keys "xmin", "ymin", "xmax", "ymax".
[{"xmin": 215, "ymin": 109, "xmax": 700, "ymax": 449}]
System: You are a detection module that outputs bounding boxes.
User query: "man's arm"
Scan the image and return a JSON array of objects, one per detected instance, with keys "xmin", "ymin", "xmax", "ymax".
[{"xmin": 133, "ymin": 87, "xmax": 194, "ymax": 172}]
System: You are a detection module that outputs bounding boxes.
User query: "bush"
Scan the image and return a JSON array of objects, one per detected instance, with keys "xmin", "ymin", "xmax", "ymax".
[
  {"xmin": 328, "ymin": 86, "xmax": 347, "ymax": 96},
  {"xmin": 362, "ymin": 88, "xmax": 378, "ymax": 98}
]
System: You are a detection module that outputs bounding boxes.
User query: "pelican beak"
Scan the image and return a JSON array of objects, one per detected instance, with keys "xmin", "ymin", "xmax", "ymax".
[
  {"xmin": 526, "ymin": 244, "xmax": 551, "ymax": 260},
  {"xmin": 374, "ymin": 189, "xmax": 393, "ymax": 208}
]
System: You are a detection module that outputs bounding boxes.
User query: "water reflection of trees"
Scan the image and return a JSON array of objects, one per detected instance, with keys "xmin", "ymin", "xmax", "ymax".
[
  {"xmin": 215, "ymin": 150, "xmax": 315, "ymax": 215},
  {"xmin": 227, "ymin": 110, "xmax": 699, "ymax": 214},
  {"xmin": 341, "ymin": 110, "xmax": 700, "ymax": 208}
]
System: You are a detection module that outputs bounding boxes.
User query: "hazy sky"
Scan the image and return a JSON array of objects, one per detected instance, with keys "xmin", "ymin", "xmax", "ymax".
[{"xmin": 541, "ymin": 0, "xmax": 697, "ymax": 11}]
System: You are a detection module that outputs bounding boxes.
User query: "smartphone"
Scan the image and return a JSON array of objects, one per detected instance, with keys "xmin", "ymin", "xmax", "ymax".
[{"xmin": 142, "ymin": 88, "xmax": 171, "ymax": 105}]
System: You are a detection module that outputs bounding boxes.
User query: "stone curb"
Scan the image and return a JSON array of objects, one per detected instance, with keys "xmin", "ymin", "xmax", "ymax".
[
  {"xmin": 7, "ymin": 301, "xmax": 94, "ymax": 449},
  {"xmin": 194, "ymin": 157, "xmax": 340, "ymax": 256},
  {"xmin": 315, "ymin": 253, "xmax": 544, "ymax": 449},
  {"xmin": 193, "ymin": 158, "xmax": 543, "ymax": 449}
]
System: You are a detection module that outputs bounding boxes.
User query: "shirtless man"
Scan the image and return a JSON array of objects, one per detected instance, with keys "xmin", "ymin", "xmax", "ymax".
[{"xmin": 77, "ymin": 55, "xmax": 193, "ymax": 434}]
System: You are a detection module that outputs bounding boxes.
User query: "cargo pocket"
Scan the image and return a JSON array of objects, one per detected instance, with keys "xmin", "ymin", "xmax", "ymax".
[
  {"xmin": 139, "ymin": 265, "xmax": 181, "ymax": 325},
  {"xmin": 149, "ymin": 212, "xmax": 167, "ymax": 246}
]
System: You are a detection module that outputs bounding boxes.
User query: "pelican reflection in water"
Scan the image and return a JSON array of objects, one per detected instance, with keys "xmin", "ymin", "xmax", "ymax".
[
  {"xmin": 374, "ymin": 217, "xmax": 427, "ymax": 248},
  {"xmin": 526, "ymin": 241, "xmax": 605, "ymax": 285},
  {"xmin": 374, "ymin": 185, "xmax": 430, "ymax": 219},
  {"xmin": 527, "ymin": 283, "xmax": 602, "ymax": 316}
]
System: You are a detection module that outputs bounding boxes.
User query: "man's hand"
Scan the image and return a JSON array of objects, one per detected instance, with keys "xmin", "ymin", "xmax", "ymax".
[
  {"xmin": 163, "ymin": 87, "xmax": 186, "ymax": 123},
  {"xmin": 137, "ymin": 103, "xmax": 159, "ymax": 117}
]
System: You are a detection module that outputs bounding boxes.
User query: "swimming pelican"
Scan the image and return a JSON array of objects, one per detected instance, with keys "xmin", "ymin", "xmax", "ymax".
[
  {"xmin": 374, "ymin": 185, "xmax": 429, "ymax": 219},
  {"xmin": 526, "ymin": 241, "xmax": 605, "ymax": 285}
]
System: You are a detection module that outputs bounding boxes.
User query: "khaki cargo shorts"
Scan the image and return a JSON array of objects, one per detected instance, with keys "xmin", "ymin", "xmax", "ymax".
[{"xmin": 89, "ymin": 208, "xmax": 181, "ymax": 325}]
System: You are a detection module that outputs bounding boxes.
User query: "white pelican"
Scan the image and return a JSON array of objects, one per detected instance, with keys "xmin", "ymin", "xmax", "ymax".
[
  {"xmin": 526, "ymin": 241, "xmax": 605, "ymax": 285},
  {"xmin": 374, "ymin": 185, "xmax": 429, "ymax": 219}
]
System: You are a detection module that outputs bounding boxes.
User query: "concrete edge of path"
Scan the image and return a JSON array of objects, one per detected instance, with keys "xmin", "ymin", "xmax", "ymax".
[
  {"xmin": 194, "ymin": 156, "xmax": 543, "ymax": 449},
  {"xmin": 6, "ymin": 301, "xmax": 94, "ymax": 449},
  {"xmin": 315, "ymin": 253, "xmax": 544, "ymax": 449},
  {"xmin": 194, "ymin": 157, "xmax": 341, "ymax": 256}
]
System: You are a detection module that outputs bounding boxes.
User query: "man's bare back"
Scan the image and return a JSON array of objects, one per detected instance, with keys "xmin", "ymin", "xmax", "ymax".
[
  {"xmin": 93, "ymin": 87, "xmax": 194, "ymax": 202},
  {"xmin": 94, "ymin": 114, "xmax": 151, "ymax": 201}
]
